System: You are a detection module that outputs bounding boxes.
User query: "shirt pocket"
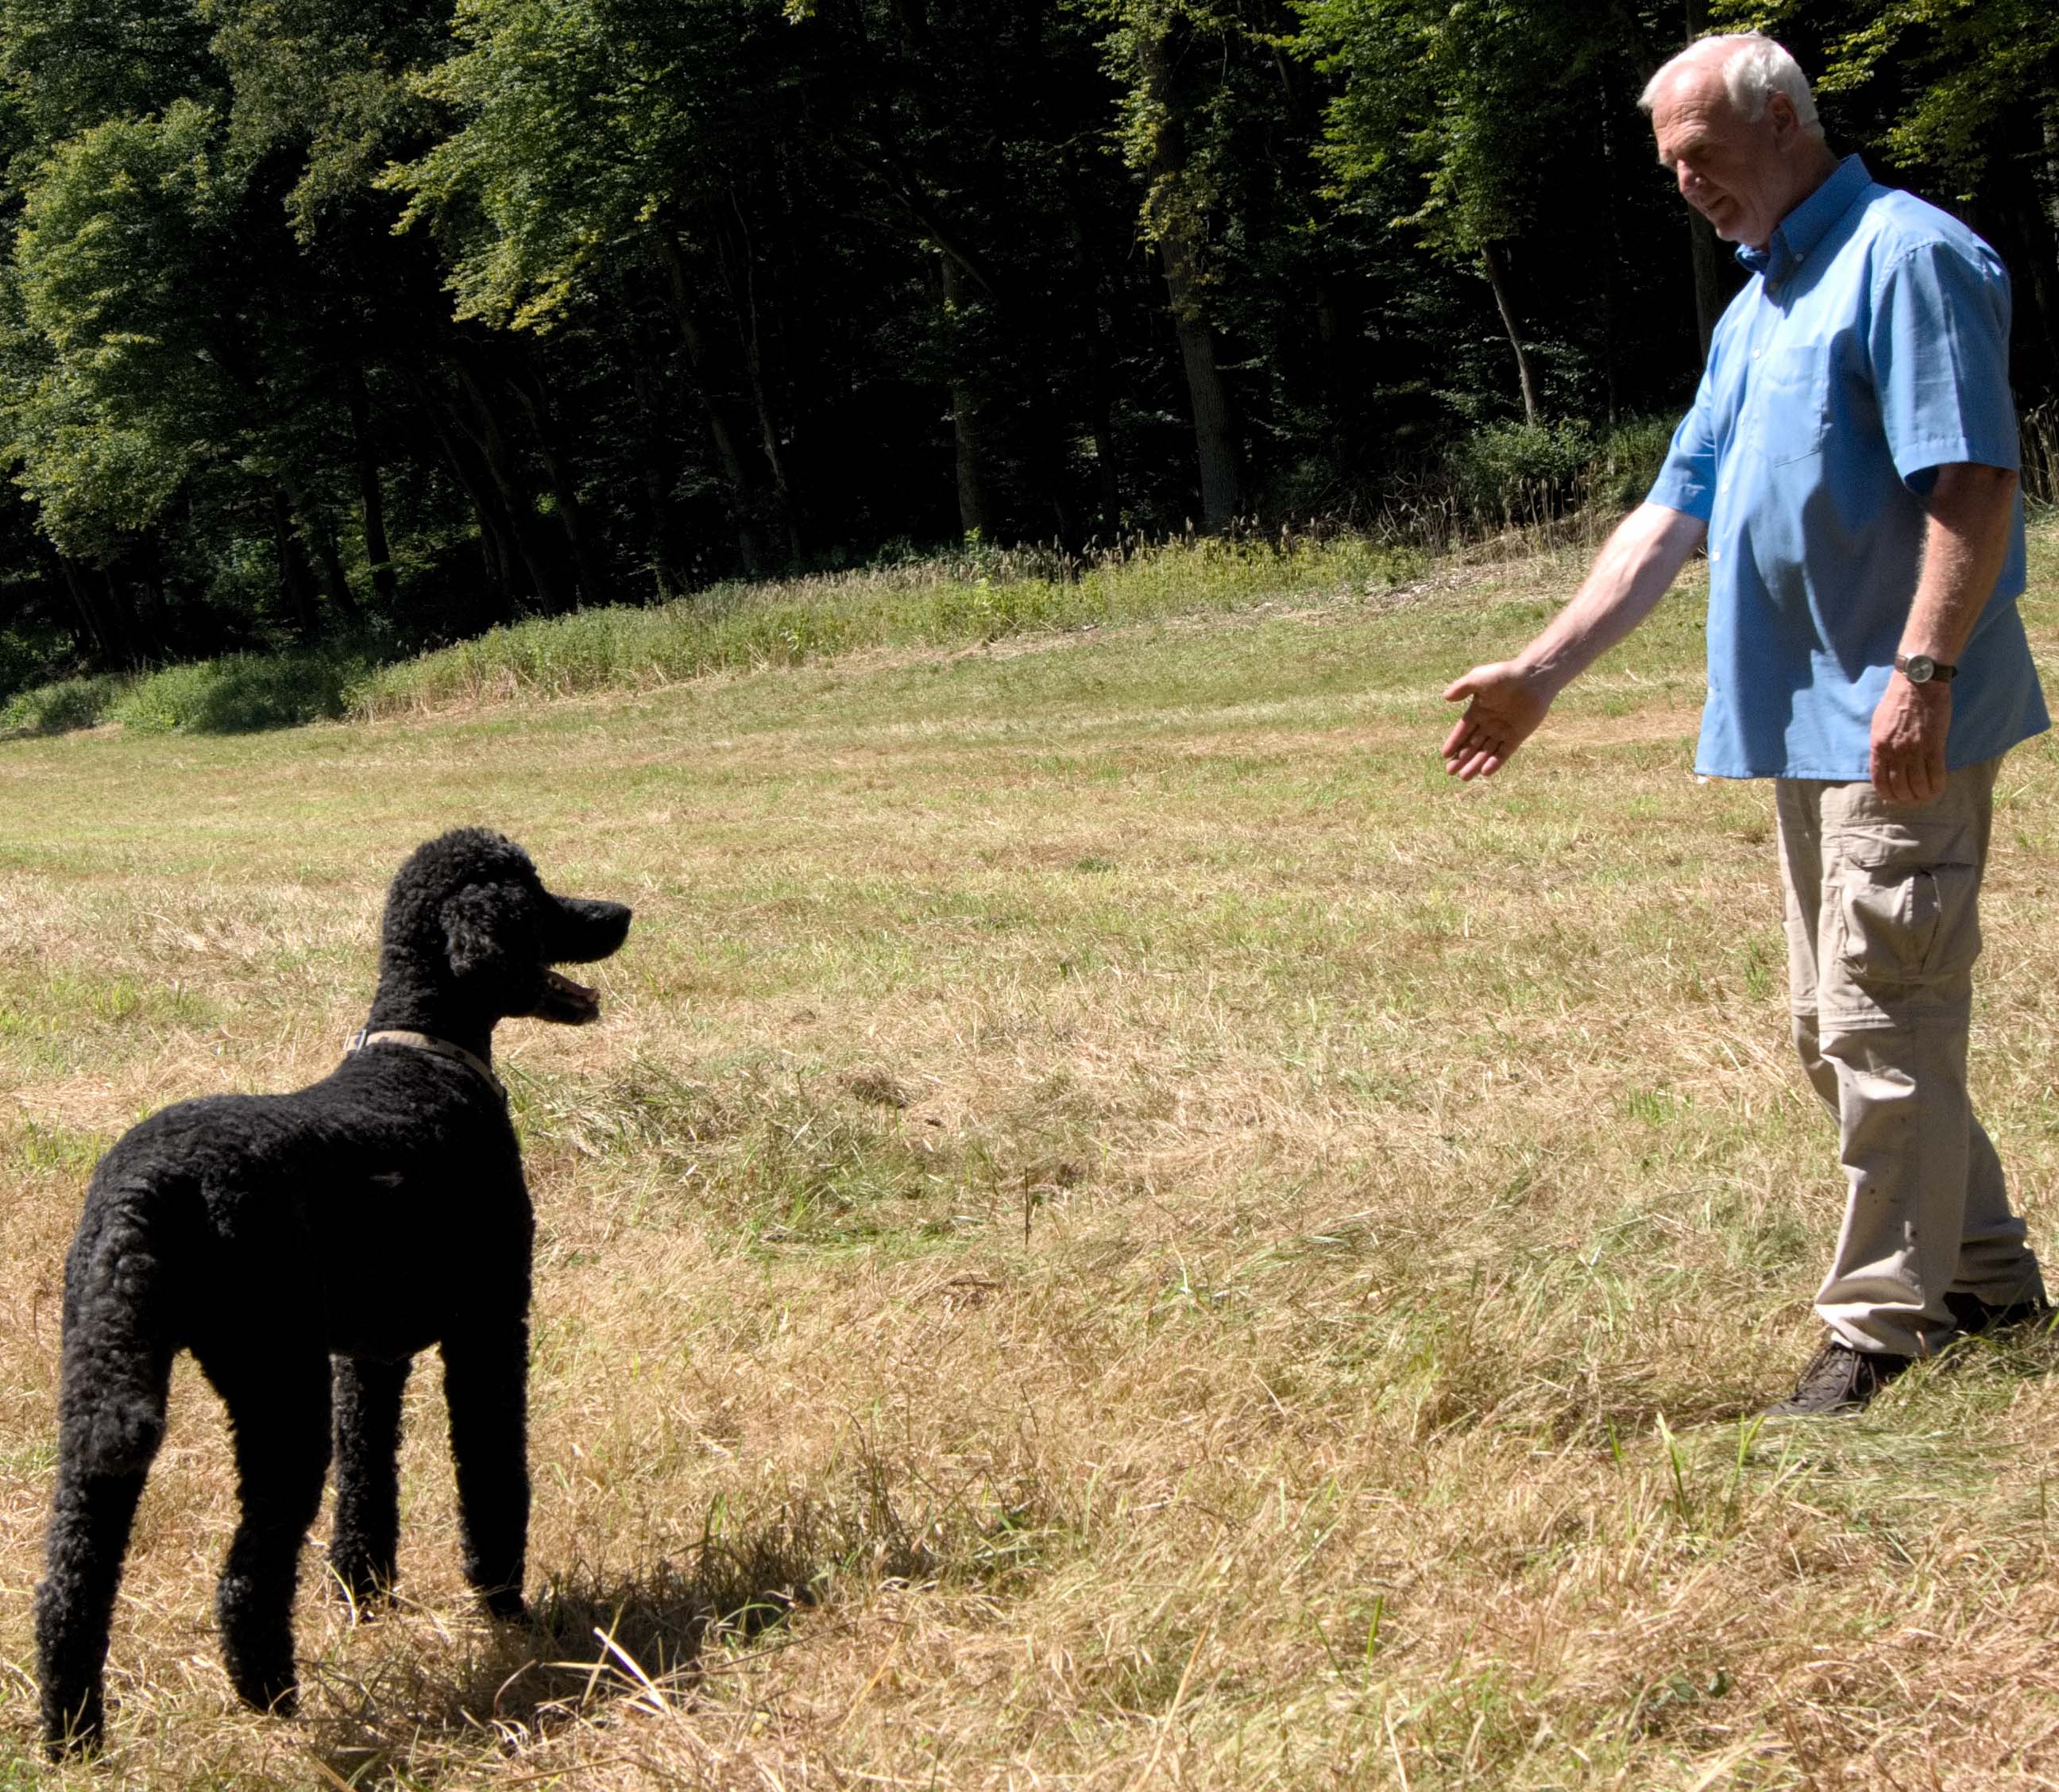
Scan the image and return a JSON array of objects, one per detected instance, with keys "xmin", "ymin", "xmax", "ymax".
[{"xmin": 1756, "ymin": 342, "xmax": 1833, "ymax": 466}]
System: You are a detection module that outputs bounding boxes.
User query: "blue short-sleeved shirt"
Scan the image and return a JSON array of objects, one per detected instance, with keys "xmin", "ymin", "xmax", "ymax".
[{"xmin": 1645, "ymin": 154, "xmax": 2046, "ymax": 779}]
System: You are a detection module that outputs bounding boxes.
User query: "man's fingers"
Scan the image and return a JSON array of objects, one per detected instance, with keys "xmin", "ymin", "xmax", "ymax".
[
  {"xmin": 1443, "ymin": 716, "xmax": 1508, "ymax": 778},
  {"xmin": 1443, "ymin": 670, "xmax": 1485, "ymax": 704}
]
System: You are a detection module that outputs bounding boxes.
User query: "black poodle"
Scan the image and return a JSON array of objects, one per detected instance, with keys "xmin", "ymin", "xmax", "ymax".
[{"xmin": 35, "ymin": 828, "xmax": 632, "ymax": 1755}]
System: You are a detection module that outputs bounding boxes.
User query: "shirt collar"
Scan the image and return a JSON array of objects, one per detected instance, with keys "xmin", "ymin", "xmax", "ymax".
[{"xmin": 1735, "ymin": 153, "xmax": 1870, "ymax": 286}]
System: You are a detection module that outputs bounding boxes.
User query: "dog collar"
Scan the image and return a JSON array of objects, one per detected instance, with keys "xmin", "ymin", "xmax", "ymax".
[{"xmin": 346, "ymin": 1028, "xmax": 508, "ymax": 1106}]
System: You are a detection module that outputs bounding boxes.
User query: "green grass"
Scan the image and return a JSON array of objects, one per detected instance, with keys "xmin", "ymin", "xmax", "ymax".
[
  {"xmin": 0, "ymin": 518, "xmax": 2053, "ymax": 1788},
  {"xmin": 0, "ymin": 533, "xmax": 1412, "ymax": 736}
]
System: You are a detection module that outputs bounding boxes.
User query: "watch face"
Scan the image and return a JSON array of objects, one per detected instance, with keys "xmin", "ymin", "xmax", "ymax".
[{"xmin": 1904, "ymin": 654, "xmax": 1936, "ymax": 683}]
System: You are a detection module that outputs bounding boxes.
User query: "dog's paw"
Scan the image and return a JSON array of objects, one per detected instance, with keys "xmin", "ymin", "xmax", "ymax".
[
  {"xmin": 481, "ymin": 1585, "xmax": 528, "ymax": 1624},
  {"xmin": 223, "ymin": 1643, "xmax": 299, "ymax": 1717},
  {"xmin": 40, "ymin": 1689, "xmax": 105, "ymax": 1761},
  {"xmin": 228, "ymin": 1667, "xmax": 299, "ymax": 1718},
  {"xmin": 329, "ymin": 1556, "xmax": 397, "ymax": 1619}
]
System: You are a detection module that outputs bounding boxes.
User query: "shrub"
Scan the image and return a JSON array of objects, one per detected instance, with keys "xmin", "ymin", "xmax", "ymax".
[
  {"xmin": 1444, "ymin": 419, "xmax": 1597, "ymax": 527},
  {"xmin": 0, "ymin": 673, "xmax": 129, "ymax": 734}
]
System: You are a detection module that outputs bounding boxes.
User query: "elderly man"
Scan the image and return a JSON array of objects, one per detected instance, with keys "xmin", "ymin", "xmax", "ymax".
[{"xmin": 1441, "ymin": 32, "xmax": 2048, "ymax": 1415}]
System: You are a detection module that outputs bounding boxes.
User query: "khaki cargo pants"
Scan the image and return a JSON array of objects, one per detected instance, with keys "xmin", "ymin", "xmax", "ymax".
[{"xmin": 1775, "ymin": 757, "xmax": 2044, "ymax": 1358}]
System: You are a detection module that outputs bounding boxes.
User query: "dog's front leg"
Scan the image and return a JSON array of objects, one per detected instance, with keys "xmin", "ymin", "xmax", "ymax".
[
  {"xmin": 330, "ymin": 1355, "xmax": 411, "ymax": 1611},
  {"xmin": 440, "ymin": 1318, "xmax": 530, "ymax": 1621}
]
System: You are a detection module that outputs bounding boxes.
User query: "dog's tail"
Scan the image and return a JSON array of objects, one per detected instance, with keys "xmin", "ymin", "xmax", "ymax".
[{"xmin": 54, "ymin": 1176, "xmax": 180, "ymax": 1477}]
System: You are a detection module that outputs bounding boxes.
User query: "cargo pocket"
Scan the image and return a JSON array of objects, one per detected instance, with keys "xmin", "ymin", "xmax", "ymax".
[{"xmin": 1835, "ymin": 855, "xmax": 1981, "ymax": 990}]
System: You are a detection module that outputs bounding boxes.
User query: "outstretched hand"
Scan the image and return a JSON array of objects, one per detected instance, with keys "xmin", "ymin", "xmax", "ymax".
[{"xmin": 1441, "ymin": 662, "xmax": 1555, "ymax": 781}]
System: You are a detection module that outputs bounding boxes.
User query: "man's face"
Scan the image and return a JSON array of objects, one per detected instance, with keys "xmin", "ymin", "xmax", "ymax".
[{"xmin": 1650, "ymin": 68, "xmax": 1802, "ymax": 250}]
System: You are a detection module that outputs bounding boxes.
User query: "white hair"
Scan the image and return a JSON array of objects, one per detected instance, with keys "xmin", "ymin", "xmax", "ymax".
[{"xmin": 1640, "ymin": 33, "xmax": 1823, "ymax": 138}]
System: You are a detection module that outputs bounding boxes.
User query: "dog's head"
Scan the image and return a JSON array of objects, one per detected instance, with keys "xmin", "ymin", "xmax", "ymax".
[{"xmin": 381, "ymin": 828, "xmax": 632, "ymax": 1026}]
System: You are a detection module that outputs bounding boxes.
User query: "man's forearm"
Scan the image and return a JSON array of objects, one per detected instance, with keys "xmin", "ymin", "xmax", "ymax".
[
  {"xmin": 1514, "ymin": 502, "xmax": 1708, "ymax": 693},
  {"xmin": 1900, "ymin": 462, "xmax": 2019, "ymax": 665}
]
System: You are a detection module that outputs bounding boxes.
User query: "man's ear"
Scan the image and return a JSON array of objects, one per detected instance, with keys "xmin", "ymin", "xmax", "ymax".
[{"xmin": 441, "ymin": 882, "xmax": 527, "ymax": 980}]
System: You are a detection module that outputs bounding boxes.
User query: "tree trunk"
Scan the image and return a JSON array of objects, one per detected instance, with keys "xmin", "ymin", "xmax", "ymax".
[
  {"xmin": 1479, "ymin": 241, "xmax": 1542, "ymax": 423},
  {"xmin": 55, "ymin": 553, "xmax": 131, "ymax": 667},
  {"xmin": 503, "ymin": 352, "xmax": 610, "ymax": 607},
  {"xmin": 346, "ymin": 362, "xmax": 399, "ymax": 608},
  {"xmin": 1598, "ymin": 87, "xmax": 1623, "ymax": 428},
  {"xmin": 448, "ymin": 352, "xmax": 574, "ymax": 612},
  {"xmin": 1678, "ymin": 0, "xmax": 1737, "ymax": 365},
  {"xmin": 1063, "ymin": 196, "xmax": 1124, "ymax": 534},
  {"xmin": 280, "ymin": 473, "xmax": 360, "ymax": 624},
  {"xmin": 628, "ymin": 342, "xmax": 682, "ymax": 601},
  {"xmin": 406, "ymin": 363, "xmax": 520, "ymax": 620},
  {"xmin": 1686, "ymin": 212, "xmax": 1733, "ymax": 365},
  {"xmin": 1139, "ymin": 26, "xmax": 1240, "ymax": 531},
  {"xmin": 939, "ymin": 253, "xmax": 993, "ymax": 539},
  {"xmin": 655, "ymin": 232, "xmax": 764, "ymax": 574},
  {"xmin": 272, "ymin": 488, "xmax": 323, "ymax": 640},
  {"xmin": 717, "ymin": 195, "xmax": 803, "ymax": 562}
]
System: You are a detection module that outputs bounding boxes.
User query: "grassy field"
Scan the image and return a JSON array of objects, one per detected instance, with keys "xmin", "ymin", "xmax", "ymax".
[{"xmin": 2, "ymin": 520, "xmax": 2058, "ymax": 1789}]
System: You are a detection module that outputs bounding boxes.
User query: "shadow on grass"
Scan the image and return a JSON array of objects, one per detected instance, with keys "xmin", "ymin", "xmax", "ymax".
[
  {"xmin": 302, "ymin": 1555, "xmax": 810, "ymax": 1787},
  {"xmin": 298, "ymin": 1479, "xmax": 945, "ymax": 1786},
  {"xmin": 296, "ymin": 1455, "xmax": 1068, "ymax": 1785},
  {"xmin": 0, "ymin": 647, "xmax": 380, "ymax": 738}
]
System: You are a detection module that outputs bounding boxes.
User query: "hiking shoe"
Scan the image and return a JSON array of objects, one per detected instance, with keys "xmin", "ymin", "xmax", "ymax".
[
  {"xmin": 1763, "ymin": 1338, "xmax": 1914, "ymax": 1417},
  {"xmin": 1944, "ymin": 1290, "xmax": 2053, "ymax": 1338}
]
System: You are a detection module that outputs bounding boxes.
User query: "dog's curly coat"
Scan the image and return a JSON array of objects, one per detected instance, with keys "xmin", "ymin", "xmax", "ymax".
[{"xmin": 34, "ymin": 828, "xmax": 632, "ymax": 1755}]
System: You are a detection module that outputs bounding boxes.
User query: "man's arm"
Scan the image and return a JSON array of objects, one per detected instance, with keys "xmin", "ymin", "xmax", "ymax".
[
  {"xmin": 1869, "ymin": 462, "xmax": 2020, "ymax": 805},
  {"xmin": 1442, "ymin": 501, "xmax": 1708, "ymax": 780}
]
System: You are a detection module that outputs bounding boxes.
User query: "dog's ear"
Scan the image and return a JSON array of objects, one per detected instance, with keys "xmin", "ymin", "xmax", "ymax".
[{"xmin": 441, "ymin": 882, "xmax": 531, "ymax": 981}]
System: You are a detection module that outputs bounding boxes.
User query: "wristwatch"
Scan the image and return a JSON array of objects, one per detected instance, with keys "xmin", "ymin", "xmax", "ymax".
[{"xmin": 1895, "ymin": 652, "xmax": 1958, "ymax": 685}]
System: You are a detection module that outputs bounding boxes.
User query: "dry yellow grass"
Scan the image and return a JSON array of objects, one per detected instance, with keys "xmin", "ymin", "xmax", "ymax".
[{"xmin": 1, "ymin": 525, "xmax": 2057, "ymax": 1788}]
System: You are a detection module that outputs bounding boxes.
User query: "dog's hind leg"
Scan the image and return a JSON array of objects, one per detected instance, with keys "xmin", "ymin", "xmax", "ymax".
[
  {"xmin": 200, "ymin": 1347, "xmax": 332, "ymax": 1716},
  {"xmin": 36, "ymin": 1189, "xmax": 175, "ymax": 1755},
  {"xmin": 35, "ymin": 1465, "xmax": 153, "ymax": 1755},
  {"xmin": 442, "ymin": 1319, "xmax": 531, "ymax": 1621},
  {"xmin": 330, "ymin": 1354, "xmax": 410, "ymax": 1610}
]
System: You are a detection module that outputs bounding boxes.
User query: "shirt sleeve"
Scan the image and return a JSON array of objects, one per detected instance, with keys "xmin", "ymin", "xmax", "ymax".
[
  {"xmin": 1869, "ymin": 237, "xmax": 2019, "ymax": 486},
  {"xmin": 1645, "ymin": 366, "xmax": 1719, "ymax": 521}
]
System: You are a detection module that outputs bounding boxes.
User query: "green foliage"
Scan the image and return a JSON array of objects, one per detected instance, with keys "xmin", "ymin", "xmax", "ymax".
[
  {"xmin": 387, "ymin": 0, "xmax": 791, "ymax": 330},
  {"xmin": 1721, "ymin": 0, "xmax": 2059, "ymax": 191},
  {"xmin": 0, "ymin": 669, "xmax": 124, "ymax": 732},
  {"xmin": 349, "ymin": 532, "xmax": 1408, "ymax": 716},
  {"xmin": 1444, "ymin": 419, "xmax": 1597, "ymax": 519},
  {"xmin": 204, "ymin": 0, "xmax": 447, "ymax": 240},
  {"xmin": 0, "ymin": 0, "xmax": 2041, "ymax": 689},
  {"xmin": 1299, "ymin": 0, "xmax": 1623, "ymax": 261},
  {"xmin": 109, "ymin": 645, "xmax": 373, "ymax": 731},
  {"xmin": 2, "ymin": 100, "xmax": 231, "ymax": 558},
  {"xmin": 0, "ymin": 643, "xmax": 373, "ymax": 733}
]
